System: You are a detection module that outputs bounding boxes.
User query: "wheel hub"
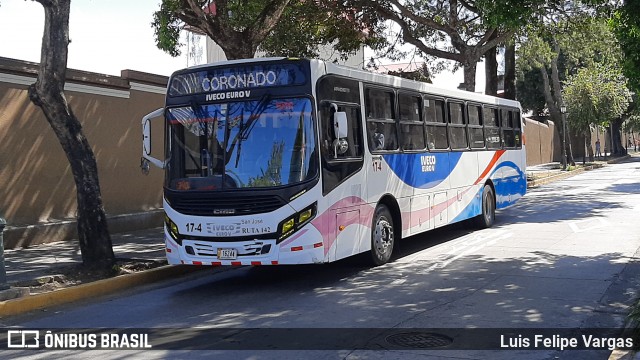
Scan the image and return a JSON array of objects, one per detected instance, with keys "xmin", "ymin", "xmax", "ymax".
[{"xmin": 375, "ymin": 218, "xmax": 393, "ymax": 253}]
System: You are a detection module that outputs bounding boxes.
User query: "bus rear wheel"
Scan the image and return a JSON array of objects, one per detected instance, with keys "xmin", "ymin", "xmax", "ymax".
[
  {"xmin": 370, "ymin": 204, "xmax": 395, "ymax": 266},
  {"xmin": 476, "ymin": 185, "xmax": 495, "ymax": 229}
]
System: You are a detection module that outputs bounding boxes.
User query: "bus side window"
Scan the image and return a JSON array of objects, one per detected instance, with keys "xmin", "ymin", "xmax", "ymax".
[
  {"xmin": 468, "ymin": 104, "xmax": 485, "ymax": 149},
  {"xmin": 483, "ymin": 107, "xmax": 501, "ymax": 150},
  {"xmin": 425, "ymin": 98, "xmax": 448, "ymax": 150},
  {"xmin": 399, "ymin": 93, "xmax": 425, "ymax": 151},
  {"xmin": 501, "ymin": 108, "xmax": 516, "ymax": 148},
  {"xmin": 448, "ymin": 101, "xmax": 468, "ymax": 150},
  {"xmin": 365, "ymin": 88, "xmax": 398, "ymax": 152},
  {"xmin": 514, "ymin": 110, "xmax": 522, "ymax": 148}
]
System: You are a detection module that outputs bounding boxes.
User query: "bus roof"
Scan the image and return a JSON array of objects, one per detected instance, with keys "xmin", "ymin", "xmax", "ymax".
[
  {"xmin": 173, "ymin": 57, "xmax": 520, "ymax": 109},
  {"xmin": 175, "ymin": 57, "xmax": 289, "ymax": 74}
]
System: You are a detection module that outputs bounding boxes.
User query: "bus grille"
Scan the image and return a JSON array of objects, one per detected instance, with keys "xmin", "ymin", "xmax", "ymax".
[{"xmin": 167, "ymin": 194, "xmax": 286, "ymax": 216}]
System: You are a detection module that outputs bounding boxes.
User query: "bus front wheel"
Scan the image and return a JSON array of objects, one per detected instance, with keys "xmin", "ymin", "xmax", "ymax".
[
  {"xmin": 476, "ymin": 185, "xmax": 495, "ymax": 228},
  {"xmin": 370, "ymin": 204, "xmax": 395, "ymax": 266}
]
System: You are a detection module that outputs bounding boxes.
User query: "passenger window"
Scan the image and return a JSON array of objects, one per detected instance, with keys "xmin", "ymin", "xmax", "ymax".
[
  {"xmin": 425, "ymin": 98, "xmax": 448, "ymax": 150},
  {"xmin": 468, "ymin": 104, "xmax": 484, "ymax": 149},
  {"xmin": 366, "ymin": 88, "xmax": 398, "ymax": 152},
  {"xmin": 514, "ymin": 111, "xmax": 522, "ymax": 148},
  {"xmin": 366, "ymin": 88, "xmax": 395, "ymax": 120},
  {"xmin": 367, "ymin": 121, "xmax": 398, "ymax": 151},
  {"xmin": 399, "ymin": 93, "xmax": 425, "ymax": 151},
  {"xmin": 501, "ymin": 108, "xmax": 516, "ymax": 148},
  {"xmin": 448, "ymin": 102, "xmax": 468, "ymax": 150},
  {"xmin": 484, "ymin": 107, "xmax": 501, "ymax": 149},
  {"xmin": 399, "ymin": 94, "xmax": 421, "ymax": 121}
]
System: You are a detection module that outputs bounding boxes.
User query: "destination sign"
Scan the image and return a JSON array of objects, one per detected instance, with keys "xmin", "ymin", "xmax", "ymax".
[{"xmin": 168, "ymin": 63, "xmax": 307, "ymax": 97}]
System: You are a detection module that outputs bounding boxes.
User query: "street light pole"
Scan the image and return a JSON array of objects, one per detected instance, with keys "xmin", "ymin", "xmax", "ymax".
[{"xmin": 561, "ymin": 105, "xmax": 567, "ymax": 170}]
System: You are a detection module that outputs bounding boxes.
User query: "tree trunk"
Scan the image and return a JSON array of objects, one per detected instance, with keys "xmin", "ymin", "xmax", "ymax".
[
  {"xmin": 29, "ymin": 0, "xmax": 115, "ymax": 269},
  {"xmin": 539, "ymin": 67, "xmax": 566, "ymax": 166},
  {"xmin": 484, "ymin": 46, "xmax": 498, "ymax": 96},
  {"xmin": 611, "ymin": 118, "xmax": 625, "ymax": 155},
  {"xmin": 177, "ymin": 0, "xmax": 291, "ymax": 60},
  {"xmin": 566, "ymin": 125, "xmax": 575, "ymax": 166},
  {"xmin": 462, "ymin": 62, "xmax": 477, "ymax": 92},
  {"xmin": 585, "ymin": 130, "xmax": 594, "ymax": 162},
  {"xmin": 549, "ymin": 46, "xmax": 575, "ymax": 166},
  {"xmin": 217, "ymin": 34, "xmax": 260, "ymax": 60},
  {"xmin": 504, "ymin": 42, "xmax": 516, "ymax": 100}
]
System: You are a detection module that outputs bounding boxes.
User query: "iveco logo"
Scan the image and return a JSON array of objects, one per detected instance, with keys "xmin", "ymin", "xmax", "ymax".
[{"xmin": 213, "ymin": 209, "xmax": 236, "ymax": 215}]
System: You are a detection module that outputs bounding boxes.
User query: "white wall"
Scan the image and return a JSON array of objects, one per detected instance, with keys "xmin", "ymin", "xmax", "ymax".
[{"xmin": 205, "ymin": 38, "xmax": 365, "ymax": 69}]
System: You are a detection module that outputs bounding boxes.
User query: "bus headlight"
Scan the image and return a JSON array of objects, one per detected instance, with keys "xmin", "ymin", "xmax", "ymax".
[
  {"xmin": 277, "ymin": 202, "xmax": 317, "ymax": 243},
  {"xmin": 282, "ymin": 218, "xmax": 295, "ymax": 234},
  {"xmin": 298, "ymin": 208, "xmax": 312, "ymax": 223},
  {"xmin": 164, "ymin": 215, "xmax": 180, "ymax": 242}
]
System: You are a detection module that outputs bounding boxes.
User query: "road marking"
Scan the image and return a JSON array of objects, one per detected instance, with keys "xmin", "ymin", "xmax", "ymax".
[
  {"xmin": 395, "ymin": 230, "xmax": 512, "ymax": 272},
  {"xmin": 568, "ymin": 217, "xmax": 610, "ymax": 233}
]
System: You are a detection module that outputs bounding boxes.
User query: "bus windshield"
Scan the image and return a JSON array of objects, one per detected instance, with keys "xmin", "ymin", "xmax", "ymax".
[{"xmin": 166, "ymin": 97, "xmax": 317, "ymax": 191}]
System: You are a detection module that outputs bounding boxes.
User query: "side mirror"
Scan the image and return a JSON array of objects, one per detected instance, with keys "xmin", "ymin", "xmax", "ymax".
[
  {"xmin": 142, "ymin": 118, "xmax": 152, "ymax": 156},
  {"xmin": 141, "ymin": 108, "xmax": 166, "ymax": 171},
  {"xmin": 333, "ymin": 111, "xmax": 348, "ymax": 139}
]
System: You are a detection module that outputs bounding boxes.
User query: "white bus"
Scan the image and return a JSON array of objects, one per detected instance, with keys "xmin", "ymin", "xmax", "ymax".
[{"xmin": 141, "ymin": 58, "xmax": 526, "ymax": 266}]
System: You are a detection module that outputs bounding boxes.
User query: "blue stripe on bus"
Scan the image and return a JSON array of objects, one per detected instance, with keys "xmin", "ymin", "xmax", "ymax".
[
  {"xmin": 451, "ymin": 161, "xmax": 526, "ymax": 223},
  {"xmin": 382, "ymin": 152, "xmax": 463, "ymax": 189},
  {"xmin": 490, "ymin": 161, "xmax": 527, "ymax": 209}
]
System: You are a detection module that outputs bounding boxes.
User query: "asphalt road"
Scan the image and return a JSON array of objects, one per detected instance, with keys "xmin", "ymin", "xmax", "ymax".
[{"xmin": 4, "ymin": 157, "xmax": 640, "ymax": 360}]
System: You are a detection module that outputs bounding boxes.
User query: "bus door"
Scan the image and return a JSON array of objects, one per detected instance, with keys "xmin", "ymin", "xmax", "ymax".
[{"xmin": 318, "ymin": 102, "xmax": 366, "ymax": 260}]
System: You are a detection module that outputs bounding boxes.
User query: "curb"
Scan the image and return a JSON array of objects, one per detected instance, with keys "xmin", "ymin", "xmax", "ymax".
[
  {"xmin": 525, "ymin": 155, "xmax": 633, "ymax": 188},
  {"xmin": 606, "ymin": 154, "xmax": 632, "ymax": 164},
  {"xmin": 527, "ymin": 170, "xmax": 581, "ymax": 188},
  {"xmin": 527, "ymin": 165, "xmax": 597, "ymax": 188},
  {"xmin": 0, "ymin": 265, "xmax": 204, "ymax": 318}
]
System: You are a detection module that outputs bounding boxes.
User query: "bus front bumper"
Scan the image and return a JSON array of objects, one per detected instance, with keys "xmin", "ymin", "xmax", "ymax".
[{"xmin": 163, "ymin": 227, "xmax": 328, "ymax": 265}]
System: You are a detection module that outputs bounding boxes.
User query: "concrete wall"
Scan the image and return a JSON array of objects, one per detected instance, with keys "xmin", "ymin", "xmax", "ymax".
[
  {"xmin": 524, "ymin": 118, "xmax": 615, "ymax": 165},
  {"xmin": 524, "ymin": 118, "xmax": 559, "ymax": 166},
  {"xmin": 0, "ymin": 57, "xmax": 167, "ymax": 248},
  {"xmin": 206, "ymin": 38, "xmax": 366, "ymax": 69}
]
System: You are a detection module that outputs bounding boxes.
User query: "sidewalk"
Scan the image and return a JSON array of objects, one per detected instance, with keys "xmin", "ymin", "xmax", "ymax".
[
  {"xmin": 0, "ymin": 226, "xmax": 213, "ymax": 318},
  {"xmin": 3, "ymin": 227, "xmax": 166, "ymax": 285},
  {"xmin": 526, "ymin": 151, "xmax": 636, "ymax": 187}
]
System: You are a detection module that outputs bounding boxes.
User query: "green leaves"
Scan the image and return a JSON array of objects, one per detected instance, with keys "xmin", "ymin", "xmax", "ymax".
[
  {"xmin": 610, "ymin": 1, "xmax": 640, "ymax": 93},
  {"xmin": 517, "ymin": 14, "xmax": 627, "ymax": 118},
  {"xmin": 151, "ymin": 0, "xmax": 372, "ymax": 60},
  {"xmin": 259, "ymin": 0, "xmax": 375, "ymax": 59},
  {"xmin": 152, "ymin": 0, "xmax": 183, "ymax": 57},
  {"xmin": 564, "ymin": 62, "xmax": 631, "ymax": 131}
]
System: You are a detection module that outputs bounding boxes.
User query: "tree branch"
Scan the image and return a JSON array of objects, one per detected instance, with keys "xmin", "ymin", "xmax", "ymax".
[
  {"xmin": 246, "ymin": 0, "xmax": 291, "ymax": 42},
  {"xmin": 381, "ymin": 0, "xmax": 452, "ymax": 34},
  {"xmin": 32, "ymin": 0, "xmax": 55, "ymax": 7},
  {"xmin": 376, "ymin": 4, "xmax": 463, "ymax": 62},
  {"xmin": 450, "ymin": 0, "xmax": 458, "ymax": 30},
  {"xmin": 458, "ymin": 0, "xmax": 479, "ymax": 14}
]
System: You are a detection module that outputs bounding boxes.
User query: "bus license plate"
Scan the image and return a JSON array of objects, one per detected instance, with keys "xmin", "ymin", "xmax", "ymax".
[{"xmin": 217, "ymin": 248, "xmax": 237, "ymax": 260}]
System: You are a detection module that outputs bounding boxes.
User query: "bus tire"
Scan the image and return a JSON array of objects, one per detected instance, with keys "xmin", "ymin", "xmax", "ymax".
[
  {"xmin": 370, "ymin": 204, "xmax": 395, "ymax": 266},
  {"xmin": 476, "ymin": 184, "xmax": 495, "ymax": 229}
]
